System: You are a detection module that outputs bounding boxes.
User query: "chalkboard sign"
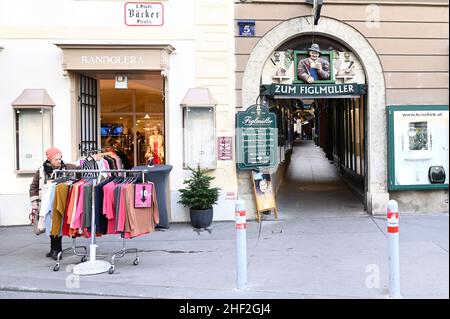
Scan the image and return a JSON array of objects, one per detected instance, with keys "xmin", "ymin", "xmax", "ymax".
[{"xmin": 252, "ymin": 171, "xmax": 278, "ymax": 222}]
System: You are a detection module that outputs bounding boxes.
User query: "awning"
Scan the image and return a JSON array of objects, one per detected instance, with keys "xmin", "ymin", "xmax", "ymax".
[
  {"xmin": 11, "ymin": 89, "xmax": 55, "ymax": 108},
  {"xmin": 180, "ymin": 88, "xmax": 217, "ymax": 107}
]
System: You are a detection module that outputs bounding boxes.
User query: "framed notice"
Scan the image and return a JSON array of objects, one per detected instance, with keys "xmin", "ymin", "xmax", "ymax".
[
  {"xmin": 252, "ymin": 171, "xmax": 278, "ymax": 222},
  {"xmin": 236, "ymin": 104, "xmax": 278, "ymax": 170},
  {"xmin": 388, "ymin": 105, "xmax": 449, "ymax": 190}
]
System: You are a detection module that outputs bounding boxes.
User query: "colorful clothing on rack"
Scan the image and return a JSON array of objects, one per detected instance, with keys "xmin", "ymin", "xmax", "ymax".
[
  {"xmin": 116, "ymin": 182, "xmax": 130, "ymax": 232},
  {"xmin": 94, "ymin": 177, "xmax": 113, "ymax": 235},
  {"xmin": 71, "ymin": 180, "xmax": 88, "ymax": 230},
  {"xmin": 102, "ymin": 180, "xmax": 119, "ymax": 235},
  {"xmin": 49, "ymin": 170, "xmax": 159, "ymax": 240},
  {"xmin": 82, "ymin": 182, "xmax": 93, "ymax": 229},
  {"xmin": 50, "ymin": 182, "xmax": 70, "ymax": 236},
  {"xmin": 62, "ymin": 184, "xmax": 76, "ymax": 237},
  {"xmin": 123, "ymin": 183, "xmax": 159, "ymax": 238},
  {"xmin": 39, "ymin": 182, "xmax": 56, "ymax": 236}
]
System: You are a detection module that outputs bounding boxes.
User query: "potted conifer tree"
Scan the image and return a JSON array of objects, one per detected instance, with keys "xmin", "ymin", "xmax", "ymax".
[{"xmin": 178, "ymin": 166, "xmax": 221, "ymax": 229}]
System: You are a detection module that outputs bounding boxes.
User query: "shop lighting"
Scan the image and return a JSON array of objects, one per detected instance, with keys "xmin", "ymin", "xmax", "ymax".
[
  {"xmin": 306, "ymin": 0, "xmax": 323, "ymax": 25},
  {"xmin": 115, "ymin": 74, "xmax": 128, "ymax": 89}
]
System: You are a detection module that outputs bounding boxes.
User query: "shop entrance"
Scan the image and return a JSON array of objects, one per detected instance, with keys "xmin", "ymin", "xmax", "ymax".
[
  {"xmin": 269, "ymin": 94, "xmax": 367, "ymax": 212},
  {"xmin": 247, "ymin": 29, "xmax": 372, "ymax": 215},
  {"xmin": 78, "ymin": 71, "xmax": 165, "ymax": 168},
  {"xmin": 240, "ymin": 16, "xmax": 390, "ymax": 215}
]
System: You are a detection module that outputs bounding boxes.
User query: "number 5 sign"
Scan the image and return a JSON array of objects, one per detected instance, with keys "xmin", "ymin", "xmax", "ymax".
[
  {"xmin": 237, "ymin": 20, "xmax": 255, "ymax": 37},
  {"xmin": 134, "ymin": 183, "xmax": 153, "ymax": 208}
]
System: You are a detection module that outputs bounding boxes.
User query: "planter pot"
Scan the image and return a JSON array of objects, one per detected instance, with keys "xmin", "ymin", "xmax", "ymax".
[{"xmin": 189, "ymin": 208, "xmax": 213, "ymax": 229}]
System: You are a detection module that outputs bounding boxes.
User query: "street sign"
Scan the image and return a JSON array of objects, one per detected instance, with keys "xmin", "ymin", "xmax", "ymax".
[
  {"xmin": 237, "ymin": 20, "xmax": 255, "ymax": 37},
  {"xmin": 124, "ymin": 2, "xmax": 164, "ymax": 26},
  {"xmin": 236, "ymin": 104, "xmax": 278, "ymax": 170}
]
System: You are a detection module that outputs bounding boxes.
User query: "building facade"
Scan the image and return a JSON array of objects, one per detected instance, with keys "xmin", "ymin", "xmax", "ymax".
[
  {"xmin": 0, "ymin": 0, "xmax": 237, "ymax": 225},
  {"xmin": 234, "ymin": 0, "xmax": 449, "ymax": 216},
  {"xmin": 0, "ymin": 0, "xmax": 448, "ymax": 226}
]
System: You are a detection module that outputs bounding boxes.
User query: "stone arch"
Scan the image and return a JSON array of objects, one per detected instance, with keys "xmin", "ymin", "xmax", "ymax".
[{"xmin": 241, "ymin": 16, "xmax": 389, "ymax": 214}]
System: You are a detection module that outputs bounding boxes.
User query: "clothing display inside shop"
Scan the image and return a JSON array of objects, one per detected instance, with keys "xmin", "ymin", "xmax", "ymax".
[{"xmin": 77, "ymin": 149, "xmax": 125, "ymax": 172}]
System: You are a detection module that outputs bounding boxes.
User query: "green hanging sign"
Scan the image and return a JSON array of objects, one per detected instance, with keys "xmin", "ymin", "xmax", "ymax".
[
  {"xmin": 261, "ymin": 83, "xmax": 366, "ymax": 98},
  {"xmin": 236, "ymin": 104, "xmax": 278, "ymax": 170}
]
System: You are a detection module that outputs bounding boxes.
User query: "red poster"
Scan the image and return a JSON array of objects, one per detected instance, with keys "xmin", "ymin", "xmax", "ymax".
[{"xmin": 218, "ymin": 137, "xmax": 232, "ymax": 161}]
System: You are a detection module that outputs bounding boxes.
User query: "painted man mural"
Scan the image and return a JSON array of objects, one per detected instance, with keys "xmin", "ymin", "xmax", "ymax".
[{"xmin": 297, "ymin": 43, "xmax": 330, "ymax": 83}]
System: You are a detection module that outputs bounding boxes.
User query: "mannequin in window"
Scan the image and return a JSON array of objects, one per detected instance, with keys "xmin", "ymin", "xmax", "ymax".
[{"xmin": 145, "ymin": 126, "xmax": 164, "ymax": 165}]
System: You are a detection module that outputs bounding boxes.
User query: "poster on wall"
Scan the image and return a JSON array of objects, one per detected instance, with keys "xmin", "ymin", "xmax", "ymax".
[
  {"xmin": 388, "ymin": 105, "xmax": 449, "ymax": 190},
  {"xmin": 218, "ymin": 137, "xmax": 232, "ymax": 161},
  {"xmin": 252, "ymin": 171, "xmax": 278, "ymax": 221}
]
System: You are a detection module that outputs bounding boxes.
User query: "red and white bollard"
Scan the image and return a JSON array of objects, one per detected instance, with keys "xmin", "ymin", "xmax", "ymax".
[
  {"xmin": 235, "ymin": 199, "xmax": 247, "ymax": 289},
  {"xmin": 387, "ymin": 200, "xmax": 401, "ymax": 298}
]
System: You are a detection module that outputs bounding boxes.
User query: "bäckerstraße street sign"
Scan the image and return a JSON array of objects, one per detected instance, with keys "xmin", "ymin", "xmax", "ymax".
[{"xmin": 236, "ymin": 104, "xmax": 278, "ymax": 170}]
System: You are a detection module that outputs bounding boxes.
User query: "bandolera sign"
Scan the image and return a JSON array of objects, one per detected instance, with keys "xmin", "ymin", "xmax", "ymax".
[
  {"xmin": 236, "ymin": 105, "xmax": 278, "ymax": 170},
  {"xmin": 81, "ymin": 55, "xmax": 145, "ymax": 65},
  {"xmin": 124, "ymin": 2, "xmax": 164, "ymax": 26}
]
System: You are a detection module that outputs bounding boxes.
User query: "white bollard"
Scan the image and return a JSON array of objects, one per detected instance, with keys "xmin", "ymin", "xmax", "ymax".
[
  {"xmin": 387, "ymin": 200, "xmax": 401, "ymax": 298},
  {"xmin": 235, "ymin": 199, "xmax": 247, "ymax": 290}
]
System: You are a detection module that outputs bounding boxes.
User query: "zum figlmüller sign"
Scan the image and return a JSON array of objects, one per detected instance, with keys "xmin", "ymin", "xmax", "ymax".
[{"xmin": 236, "ymin": 105, "xmax": 278, "ymax": 170}]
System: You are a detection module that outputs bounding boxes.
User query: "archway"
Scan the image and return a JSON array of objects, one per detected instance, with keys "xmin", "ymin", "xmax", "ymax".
[{"xmin": 241, "ymin": 16, "xmax": 389, "ymax": 215}]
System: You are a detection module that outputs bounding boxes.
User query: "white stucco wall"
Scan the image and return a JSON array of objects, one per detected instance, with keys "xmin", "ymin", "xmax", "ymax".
[{"xmin": 0, "ymin": 0, "xmax": 236, "ymax": 225}]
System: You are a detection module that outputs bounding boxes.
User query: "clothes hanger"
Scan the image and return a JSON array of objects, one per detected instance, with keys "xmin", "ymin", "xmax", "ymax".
[
  {"xmin": 128, "ymin": 176, "xmax": 138, "ymax": 183},
  {"xmin": 113, "ymin": 176, "xmax": 124, "ymax": 183}
]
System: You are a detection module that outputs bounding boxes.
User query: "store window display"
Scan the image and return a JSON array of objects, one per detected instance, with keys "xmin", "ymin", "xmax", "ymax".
[
  {"xmin": 145, "ymin": 126, "xmax": 165, "ymax": 165},
  {"xmin": 99, "ymin": 76, "xmax": 165, "ymax": 167}
]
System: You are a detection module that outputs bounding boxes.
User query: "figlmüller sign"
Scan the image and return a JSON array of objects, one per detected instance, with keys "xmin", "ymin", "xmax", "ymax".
[
  {"xmin": 236, "ymin": 104, "xmax": 278, "ymax": 170},
  {"xmin": 125, "ymin": 2, "xmax": 164, "ymax": 26}
]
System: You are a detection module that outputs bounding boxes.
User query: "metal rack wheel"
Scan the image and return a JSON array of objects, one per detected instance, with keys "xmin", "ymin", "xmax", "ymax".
[
  {"xmin": 108, "ymin": 266, "xmax": 115, "ymax": 274},
  {"xmin": 133, "ymin": 257, "xmax": 140, "ymax": 265},
  {"xmin": 53, "ymin": 264, "xmax": 60, "ymax": 272},
  {"xmin": 81, "ymin": 256, "xmax": 87, "ymax": 262}
]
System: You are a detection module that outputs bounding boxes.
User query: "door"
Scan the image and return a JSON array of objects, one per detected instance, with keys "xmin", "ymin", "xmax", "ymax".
[{"xmin": 79, "ymin": 74, "xmax": 98, "ymax": 155}]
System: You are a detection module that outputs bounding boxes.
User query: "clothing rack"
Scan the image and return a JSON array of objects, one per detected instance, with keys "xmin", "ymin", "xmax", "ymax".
[
  {"xmin": 53, "ymin": 239, "xmax": 88, "ymax": 272},
  {"xmin": 51, "ymin": 168, "xmax": 150, "ymax": 275}
]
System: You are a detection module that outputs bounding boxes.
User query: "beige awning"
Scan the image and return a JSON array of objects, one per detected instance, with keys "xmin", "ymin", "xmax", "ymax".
[
  {"xmin": 11, "ymin": 89, "xmax": 55, "ymax": 108},
  {"xmin": 180, "ymin": 88, "xmax": 217, "ymax": 107}
]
